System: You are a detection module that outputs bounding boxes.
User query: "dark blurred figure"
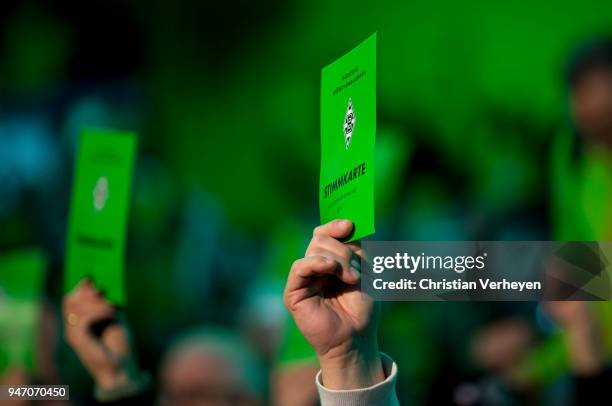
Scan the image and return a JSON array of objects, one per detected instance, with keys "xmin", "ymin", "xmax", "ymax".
[
  {"xmin": 568, "ymin": 39, "xmax": 612, "ymax": 148},
  {"xmin": 543, "ymin": 37, "xmax": 612, "ymax": 405}
]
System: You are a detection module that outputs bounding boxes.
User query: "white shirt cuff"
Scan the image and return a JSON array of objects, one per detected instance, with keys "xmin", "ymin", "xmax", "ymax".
[{"xmin": 316, "ymin": 353, "xmax": 400, "ymax": 406}]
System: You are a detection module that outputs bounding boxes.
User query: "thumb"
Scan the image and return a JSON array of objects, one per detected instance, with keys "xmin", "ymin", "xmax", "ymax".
[{"xmin": 313, "ymin": 219, "xmax": 354, "ymax": 240}]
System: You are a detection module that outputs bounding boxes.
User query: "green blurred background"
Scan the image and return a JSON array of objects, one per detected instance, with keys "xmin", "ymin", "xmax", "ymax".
[{"xmin": 1, "ymin": 0, "xmax": 612, "ymax": 404}]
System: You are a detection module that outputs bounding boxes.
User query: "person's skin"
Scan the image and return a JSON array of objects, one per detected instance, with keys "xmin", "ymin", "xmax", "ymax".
[
  {"xmin": 570, "ymin": 67, "xmax": 612, "ymax": 148},
  {"xmin": 158, "ymin": 342, "xmax": 260, "ymax": 406},
  {"xmin": 283, "ymin": 219, "xmax": 385, "ymax": 390},
  {"xmin": 62, "ymin": 279, "xmax": 139, "ymax": 392},
  {"xmin": 65, "ymin": 280, "xmax": 263, "ymax": 405},
  {"xmin": 470, "ymin": 318, "xmax": 534, "ymax": 391},
  {"xmin": 545, "ymin": 301, "xmax": 605, "ymax": 376},
  {"xmin": 471, "ymin": 318, "xmax": 534, "ymax": 373},
  {"xmin": 0, "ymin": 368, "xmax": 29, "ymax": 406}
]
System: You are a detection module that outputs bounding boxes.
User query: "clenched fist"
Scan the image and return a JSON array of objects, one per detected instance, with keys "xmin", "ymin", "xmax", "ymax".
[{"xmin": 283, "ymin": 220, "xmax": 384, "ymax": 390}]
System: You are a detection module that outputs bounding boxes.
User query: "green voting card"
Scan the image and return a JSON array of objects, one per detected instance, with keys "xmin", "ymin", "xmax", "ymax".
[
  {"xmin": 0, "ymin": 249, "xmax": 46, "ymax": 375},
  {"xmin": 320, "ymin": 33, "xmax": 376, "ymax": 241},
  {"xmin": 65, "ymin": 128, "xmax": 136, "ymax": 305}
]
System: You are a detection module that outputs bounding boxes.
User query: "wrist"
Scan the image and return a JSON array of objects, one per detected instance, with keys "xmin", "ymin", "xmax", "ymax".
[
  {"xmin": 318, "ymin": 337, "xmax": 385, "ymax": 390},
  {"xmin": 94, "ymin": 366, "xmax": 150, "ymax": 402},
  {"xmin": 93, "ymin": 359, "xmax": 142, "ymax": 391},
  {"xmin": 94, "ymin": 368, "xmax": 133, "ymax": 392},
  {"xmin": 561, "ymin": 314, "xmax": 593, "ymax": 331},
  {"xmin": 564, "ymin": 320, "xmax": 604, "ymax": 376}
]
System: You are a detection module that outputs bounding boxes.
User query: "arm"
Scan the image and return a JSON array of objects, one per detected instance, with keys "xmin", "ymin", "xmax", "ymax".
[
  {"xmin": 63, "ymin": 279, "xmax": 151, "ymax": 403},
  {"xmin": 545, "ymin": 301, "xmax": 605, "ymax": 376},
  {"xmin": 545, "ymin": 301, "xmax": 610, "ymax": 403},
  {"xmin": 283, "ymin": 220, "xmax": 399, "ymax": 405}
]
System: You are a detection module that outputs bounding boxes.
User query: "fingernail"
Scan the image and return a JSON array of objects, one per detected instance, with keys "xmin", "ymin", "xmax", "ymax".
[
  {"xmin": 350, "ymin": 258, "xmax": 361, "ymax": 272},
  {"xmin": 336, "ymin": 219, "xmax": 352, "ymax": 228},
  {"xmin": 350, "ymin": 266, "xmax": 361, "ymax": 279}
]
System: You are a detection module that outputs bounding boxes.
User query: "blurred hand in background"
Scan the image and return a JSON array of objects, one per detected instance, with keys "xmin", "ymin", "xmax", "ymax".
[
  {"xmin": 0, "ymin": 368, "xmax": 29, "ymax": 406},
  {"xmin": 63, "ymin": 279, "xmax": 143, "ymax": 395},
  {"xmin": 545, "ymin": 301, "xmax": 605, "ymax": 376}
]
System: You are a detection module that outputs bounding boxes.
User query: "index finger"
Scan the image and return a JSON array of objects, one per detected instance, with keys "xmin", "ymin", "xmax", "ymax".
[{"xmin": 285, "ymin": 255, "xmax": 360, "ymax": 293}]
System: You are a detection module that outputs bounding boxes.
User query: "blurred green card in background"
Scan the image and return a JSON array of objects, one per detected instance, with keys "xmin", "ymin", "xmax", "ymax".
[
  {"xmin": 320, "ymin": 33, "xmax": 376, "ymax": 241},
  {"xmin": 64, "ymin": 128, "xmax": 137, "ymax": 305},
  {"xmin": 0, "ymin": 249, "xmax": 47, "ymax": 376}
]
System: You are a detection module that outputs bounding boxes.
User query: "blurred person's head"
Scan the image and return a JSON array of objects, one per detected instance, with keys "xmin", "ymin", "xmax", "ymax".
[
  {"xmin": 471, "ymin": 318, "xmax": 534, "ymax": 381},
  {"xmin": 567, "ymin": 38, "xmax": 612, "ymax": 147},
  {"xmin": 158, "ymin": 326, "xmax": 264, "ymax": 406}
]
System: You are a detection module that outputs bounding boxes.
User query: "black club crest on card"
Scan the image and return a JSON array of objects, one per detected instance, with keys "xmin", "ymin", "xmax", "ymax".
[{"xmin": 343, "ymin": 98, "xmax": 355, "ymax": 149}]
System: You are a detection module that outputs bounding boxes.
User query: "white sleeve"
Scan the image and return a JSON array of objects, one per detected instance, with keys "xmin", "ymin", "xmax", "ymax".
[{"xmin": 316, "ymin": 353, "xmax": 400, "ymax": 406}]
